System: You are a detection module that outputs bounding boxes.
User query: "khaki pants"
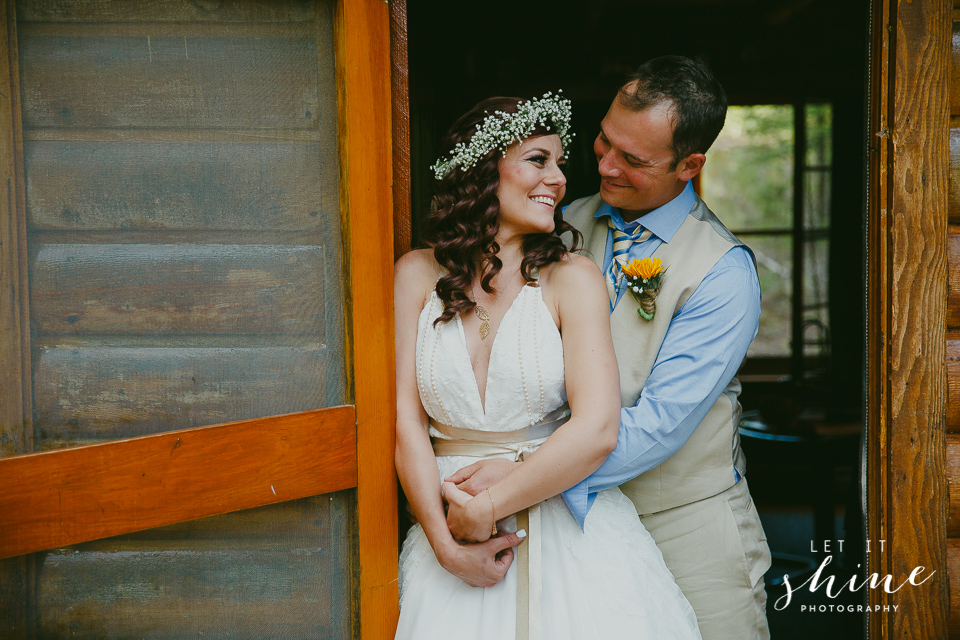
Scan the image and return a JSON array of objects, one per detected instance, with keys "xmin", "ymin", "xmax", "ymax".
[{"xmin": 639, "ymin": 478, "xmax": 771, "ymax": 640}]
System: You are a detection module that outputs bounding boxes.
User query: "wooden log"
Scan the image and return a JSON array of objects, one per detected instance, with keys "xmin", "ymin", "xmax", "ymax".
[
  {"xmin": 951, "ymin": 340, "xmax": 960, "ymax": 433},
  {"xmin": 29, "ymin": 243, "xmax": 325, "ymax": 336},
  {"xmin": 36, "ymin": 552, "xmax": 343, "ymax": 638},
  {"xmin": 875, "ymin": 0, "xmax": 951, "ymax": 636},
  {"xmin": 35, "ymin": 494, "xmax": 337, "ymax": 550},
  {"xmin": 951, "ymin": 126, "xmax": 960, "ymax": 222},
  {"xmin": 30, "ymin": 493, "xmax": 350, "ymax": 640},
  {"xmin": 28, "ymin": 230, "xmax": 325, "ymax": 245},
  {"xmin": 35, "ymin": 513, "xmax": 349, "ymax": 638},
  {"xmin": 99, "ymin": 492, "xmax": 341, "ymax": 542},
  {"xmin": 26, "ymin": 142, "xmax": 336, "ymax": 231},
  {"xmin": 32, "ymin": 340, "xmax": 331, "ymax": 448},
  {"xmin": 19, "ymin": 34, "xmax": 321, "ymax": 130},
  {"xmin": 16, "ymin": 0, "xmax": 315, "ymax": 23},
  {"xmin": 948, "ymin": 538, "xmax": 960, "ymax": 636},
  {"xmin": 0, "ymin": 405, "xmax": 357, "ymax": 559},
  {"xmin": 24, "ymin": 128, "xmax": 324, "ymax": 142},
  {"xmin": 953, "ymin": 20, "xmax": 960, "ymax": 116},
  {"xmin": 950, "ymin": 227, "xmax": 960, "ymax": 326},
  {"xmin": 948, "ymin": 436, "xmax": 960, "ymax": 535},
  {"xmin": 20, "ymin": 22, "xmax": 316, "ymax": 38}
]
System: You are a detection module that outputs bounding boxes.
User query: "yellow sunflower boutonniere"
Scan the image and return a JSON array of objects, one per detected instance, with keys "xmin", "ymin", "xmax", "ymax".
[{"xmin": 620, "ymin": 257, "xmax": 666, "ymax": 321}]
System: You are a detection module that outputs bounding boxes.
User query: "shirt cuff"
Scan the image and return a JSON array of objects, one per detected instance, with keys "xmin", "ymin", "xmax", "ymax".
[{"xmin": 561, "ymin": 479, "xmax": 598, "ymax": 531}]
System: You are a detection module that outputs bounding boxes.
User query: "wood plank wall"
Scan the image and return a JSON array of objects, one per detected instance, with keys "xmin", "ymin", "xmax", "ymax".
[
  {"xmin": 19, "ymin": 8, "xmax": 346, "ymax": 450},
  {"xmin": 0, "ymin": 1, "xmax": 355, "ymax": 637},
  {"xmin": 948, "ymin": 6, "xmax": 960, "ymax": 637}
]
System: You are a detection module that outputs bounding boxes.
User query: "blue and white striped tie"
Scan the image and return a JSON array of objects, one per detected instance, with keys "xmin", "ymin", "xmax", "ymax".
[{"xmin": 606, "ymin": 217, "xmax": 652, "ymax": 304}]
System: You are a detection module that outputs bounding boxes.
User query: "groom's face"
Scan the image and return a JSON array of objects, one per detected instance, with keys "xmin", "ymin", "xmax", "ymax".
[{"xmin": 593, "ymin": 95, "xmax": 689, "ymax": 221}]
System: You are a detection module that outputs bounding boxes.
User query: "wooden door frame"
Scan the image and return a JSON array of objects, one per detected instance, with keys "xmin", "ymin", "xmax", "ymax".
[
  {"xmin": 380, "ymin": 0, "xmax": 958, "ymax": 636},
  {"xmin": 337, "ymin": 0, "xmax": 399, "ymax": 636},
  {"xmin": 0, "ymin": 0, "xmax": 398, "ymax": 638},
  {"xmin": 384, "ymin": 1, "xmax": 955, "ymax": 637},
  {"xmin": 867, "ymin": 0, "xmax": 950, "ymax": 637},
  {"xmin": 390, "ymin": 0, "xmax": 411, "ymax": 258}
]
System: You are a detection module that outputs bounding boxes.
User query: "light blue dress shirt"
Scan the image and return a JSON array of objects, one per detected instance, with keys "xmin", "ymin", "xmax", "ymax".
[{"xmin": 561, "ymin": 181, "xmax": 761, "ymax": 530}]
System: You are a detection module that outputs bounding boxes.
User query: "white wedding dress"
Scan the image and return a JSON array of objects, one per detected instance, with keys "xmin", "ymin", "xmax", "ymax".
[{"xmin": 396, "ymin": 280, "xmax": 702, "ymax": 640}]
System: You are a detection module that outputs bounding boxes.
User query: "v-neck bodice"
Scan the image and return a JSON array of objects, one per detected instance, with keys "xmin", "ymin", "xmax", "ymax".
[{"xmin": 416, "ymin": 284, "xmax": 566, "ymax": 436}]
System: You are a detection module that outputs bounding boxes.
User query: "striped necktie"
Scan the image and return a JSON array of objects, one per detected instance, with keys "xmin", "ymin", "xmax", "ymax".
[{"xmin": 606, "ymin": 217, "xmax": 652, "ymax": 303}]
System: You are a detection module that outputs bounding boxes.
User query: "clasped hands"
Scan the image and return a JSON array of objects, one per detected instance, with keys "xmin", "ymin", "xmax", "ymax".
[{"xmin": 436, "ymin": 458, "xmax": 522, "ymax": 587}]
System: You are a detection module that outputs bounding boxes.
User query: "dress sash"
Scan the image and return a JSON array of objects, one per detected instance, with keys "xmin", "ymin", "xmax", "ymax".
[{"xmin": 430, "ymin": 402, "xmax": 570, "ymax": 640}]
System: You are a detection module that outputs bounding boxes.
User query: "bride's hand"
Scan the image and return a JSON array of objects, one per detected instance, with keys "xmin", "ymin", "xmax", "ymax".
[
  {"xmin": 442, "ymin": 481, "xmax": 495, "ymax": 542},
  {"xmin": 435, "ymin": 531, "xmax": 527, "ymax": 588},
  {"xmin": 445, "ymin": 459, "xmax": 520, "ymax": 496}
]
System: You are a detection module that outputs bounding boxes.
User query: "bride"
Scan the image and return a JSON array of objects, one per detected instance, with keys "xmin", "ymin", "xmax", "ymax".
[{"xmin": 394, "ymin": 92, "xmax": 701, "ymax": 639}]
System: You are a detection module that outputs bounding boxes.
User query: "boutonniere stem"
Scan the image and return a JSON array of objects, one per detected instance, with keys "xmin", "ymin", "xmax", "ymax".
[{"xmin": 621, "ymin": 258, "xmax": 666, "ymax": 321}]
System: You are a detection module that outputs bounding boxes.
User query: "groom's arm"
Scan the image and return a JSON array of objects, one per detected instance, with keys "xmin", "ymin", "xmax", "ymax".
[{"xmin": 561, "ymin": 246, "xmax": 761, "ymax": 529}]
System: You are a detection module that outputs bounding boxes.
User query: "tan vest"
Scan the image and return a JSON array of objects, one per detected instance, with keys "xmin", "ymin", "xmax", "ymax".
[{"xmin": 565, "ymin": 193, "xmax": 750, "ymax": 515}]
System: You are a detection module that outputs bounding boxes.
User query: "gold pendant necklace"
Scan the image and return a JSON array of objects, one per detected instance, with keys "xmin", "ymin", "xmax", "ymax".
[
  {"xmin": 475, "ymin": 305, "xmax": 493, "ymax": 340},
  {"xmin": 474, "ymin": 267, "xmax": 520, "ymax": 340}
]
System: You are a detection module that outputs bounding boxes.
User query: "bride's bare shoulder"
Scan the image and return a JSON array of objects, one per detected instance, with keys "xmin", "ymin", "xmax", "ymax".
[
  {"xmin": 540, "ymin": 253, "xmax": 604, "ymax": 289},
  {"xmin": 539, "ymin": 254, "xmax": 607, "ymax": 324},
  {"xmin": 395, "ymin": 248, "xmax": 440, "ymax": 304},
  {"xmin": 395, "ymin": 248, "xmax": 439, "ymax": 280}
]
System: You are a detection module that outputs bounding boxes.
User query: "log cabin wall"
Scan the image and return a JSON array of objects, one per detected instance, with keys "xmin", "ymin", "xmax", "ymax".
[
  {"xmin": 950, "ymin": 5, "xmax": 960, "ymax": 635},
  {"xmin": 0, "ymin": 0, "xmax": 357, "ymax": 637}
]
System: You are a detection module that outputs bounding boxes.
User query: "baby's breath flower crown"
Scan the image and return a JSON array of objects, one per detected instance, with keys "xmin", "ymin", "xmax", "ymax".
[{"xmin": 430, "ymin": 91, "xmax": 574, "ymax": 180}]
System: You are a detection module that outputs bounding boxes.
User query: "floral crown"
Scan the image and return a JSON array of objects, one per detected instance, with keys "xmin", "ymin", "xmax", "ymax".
[{"xmin": 430, "ymin": 90, "xmax": 575, "ymax": 180}]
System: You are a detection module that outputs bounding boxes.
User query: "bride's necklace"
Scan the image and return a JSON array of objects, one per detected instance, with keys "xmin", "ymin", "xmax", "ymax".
[{"xmin": 473, "ymin": 267, "xmax": 520, "ymax": 340}]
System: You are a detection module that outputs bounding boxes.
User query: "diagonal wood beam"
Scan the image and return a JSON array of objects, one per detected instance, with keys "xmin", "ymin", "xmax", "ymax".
[{"xmin": 0, "ymin": 405, "xmax": 357, "ymax": 559}]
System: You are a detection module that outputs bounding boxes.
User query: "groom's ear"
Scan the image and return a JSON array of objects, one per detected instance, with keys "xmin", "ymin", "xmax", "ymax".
[{"xmin": 676, "ymin": 153, "xmax": 706, "ymax": 182}]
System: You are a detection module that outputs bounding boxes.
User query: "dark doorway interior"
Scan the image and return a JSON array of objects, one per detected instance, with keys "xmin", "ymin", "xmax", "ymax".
[{"xmin": 407, "ymin": 2, "xmax": 869, "ymax": 637}]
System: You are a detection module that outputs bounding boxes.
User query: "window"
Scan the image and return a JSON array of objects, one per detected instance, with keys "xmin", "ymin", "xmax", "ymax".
[{"xmin": 700, "ymin": 103, "xmax": 832, "ymax": 380}]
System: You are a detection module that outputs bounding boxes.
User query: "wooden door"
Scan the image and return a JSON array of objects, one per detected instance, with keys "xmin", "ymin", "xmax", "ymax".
[{"xmin": 0, "ymin": 0, "xmax": 397, "ymax": 638}]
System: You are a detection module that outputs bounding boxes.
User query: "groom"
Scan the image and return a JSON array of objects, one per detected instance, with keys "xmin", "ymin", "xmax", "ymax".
[
  {"xmin": 559, "ymin": 55, "xmax": 770, "ymax": 639},
  {"xmin": 450, "ymin": 56, "xmax": 771, "ymax": 639}
]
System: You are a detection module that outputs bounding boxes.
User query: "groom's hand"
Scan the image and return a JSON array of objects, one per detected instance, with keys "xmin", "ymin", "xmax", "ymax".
[
  {"xmin": 436, "ymin": 531, "xmax": 526, "ymax": 588},
  {"xmin": 445, "ymin": 459, "xmax": 520, "ymax": 496}
]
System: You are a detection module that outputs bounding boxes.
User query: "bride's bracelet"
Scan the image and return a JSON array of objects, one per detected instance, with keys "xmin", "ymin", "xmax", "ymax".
[{"xmin": 485, "ymin": 488, "xmax": 497, "ymax": 537}]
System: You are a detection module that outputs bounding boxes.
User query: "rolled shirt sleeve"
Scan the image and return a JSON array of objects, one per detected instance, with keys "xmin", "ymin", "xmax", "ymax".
[{"xmin": 562, "ymin": 245, "xmax": 761, "ymax": 529}]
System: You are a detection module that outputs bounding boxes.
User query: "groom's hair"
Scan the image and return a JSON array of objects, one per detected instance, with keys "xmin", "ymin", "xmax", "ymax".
[{"xmin": 618, "ymin": 56, "xmax": 727, "ymax": 170}]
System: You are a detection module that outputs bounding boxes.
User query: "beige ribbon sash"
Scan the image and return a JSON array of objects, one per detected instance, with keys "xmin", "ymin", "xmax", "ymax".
[{"xmin": 430, "ymin": 403, "xmax": 570, "ymax": 640}]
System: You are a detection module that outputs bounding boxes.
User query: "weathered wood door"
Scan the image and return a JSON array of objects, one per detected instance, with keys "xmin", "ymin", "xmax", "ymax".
[{"xmin": 0, "ymin": 0, "xmax": 397, "ymax": 638}]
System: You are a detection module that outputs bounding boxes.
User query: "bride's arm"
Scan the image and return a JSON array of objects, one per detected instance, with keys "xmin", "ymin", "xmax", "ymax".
[
  {"xmin": 394, "ymin": 251, "xmax": 524, "ymax": 586},
  {"xmin": 443, "ymin": 254, "xmax": 620, "ymax": 541}
]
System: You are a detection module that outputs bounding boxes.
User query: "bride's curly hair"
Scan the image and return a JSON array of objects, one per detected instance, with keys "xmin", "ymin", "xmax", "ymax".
[{"xmin": 424, "ymin": 96, "xmax": 582, "ymax": 326}]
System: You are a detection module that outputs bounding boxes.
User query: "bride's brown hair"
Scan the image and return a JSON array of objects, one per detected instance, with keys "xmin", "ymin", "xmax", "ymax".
[{"xmin": 424, "ymin": 96, "xmax": 582, "ymax": 326}]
